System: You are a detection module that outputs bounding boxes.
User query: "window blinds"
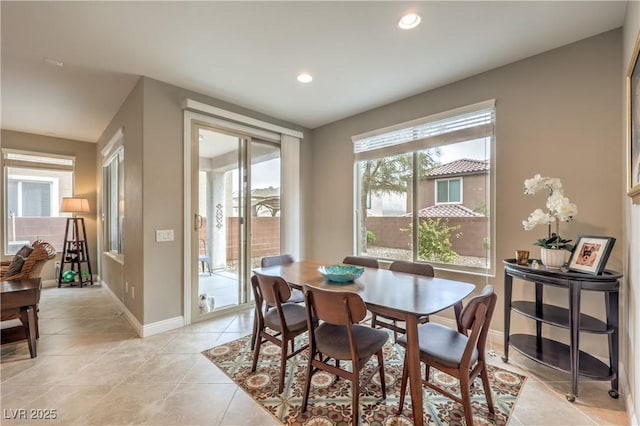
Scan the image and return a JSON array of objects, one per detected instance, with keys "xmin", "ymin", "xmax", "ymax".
[
  {"xmin": 2, "ymin": 150, "xmax": 75, "ymax": 171},
  {"xmin": 352, "ymin": 100, "xmax": 495, "ymax": 161}
]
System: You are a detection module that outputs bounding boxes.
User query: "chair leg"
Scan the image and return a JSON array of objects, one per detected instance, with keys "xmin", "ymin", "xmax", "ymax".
[
  {"xmin": 370, "ymin": 312, "xmax": 377, "ymax": 328},
  {"xmin": 351, "ymin": 371, "xmax": 360, "ymax": 426},
  {"xmin": 480, "ymin": 364, "xmax": 495, "ymax": 415},
  {"xmin": 392, "ymin": 320, "xmax": 398, "ymax": 342},
  {"xmin": 279, "ymin": 339, "xmax": 289, "ymax": 394},
  {"xmin": 251, "ymin": 331, "xmax": 262, "ymax": 372},
  {"xmin": 398, "ymin": 357, "xmax": 408, "ymax": 411},
  {"xmin": 301, "ymin": 351, "xmax": 315, "ymax": 412},
  {"xmin": 377, "ymin": 350, "xmax": 386, "ymax": 400},
  {"xmin": 460, "ymin": 374, "xmax": 474, "ymax": 426},
  {"xmin": 250, "ymin": 310, "xmax": 258, "ymax": 350}
]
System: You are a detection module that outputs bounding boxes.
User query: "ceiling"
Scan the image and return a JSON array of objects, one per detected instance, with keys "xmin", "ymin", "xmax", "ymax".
[{"xmin": 1, "ymin": 1, "xmax": 627, "ymax": 143}]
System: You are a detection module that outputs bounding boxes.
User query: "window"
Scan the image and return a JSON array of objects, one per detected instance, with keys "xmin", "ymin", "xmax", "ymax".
[
  {"xmin": 353, "ymin": 101, "xmax": 495, "ymax": 274},
  {"xmin": 102, "ymin": 128, "xmax": 124, "ymax": 256},
  {"xmin": 2, "ymin": 150, "xmax": 74, "ymax": 254},
  {"xmin": 436, "ymin": 178, "xmax": 462, "ymax": 204}
]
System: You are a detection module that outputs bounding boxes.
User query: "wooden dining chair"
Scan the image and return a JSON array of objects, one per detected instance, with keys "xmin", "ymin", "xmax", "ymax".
[
  {"xmin": 301, "ymin": 285, "xmax": 387, "ymax": 426},
  {"xmin": 251, "ymin": 254, "xmax": 305, "ymax": 350},
  {"xmin": 250, "ymin": 273, "xmax": 311, "ymax": 394},
  {"xmin": 370, "ymin": 260, "xmax": 434, "ymax": 341},
  {"xmin": 397, "ymin": 285, "xmax": 497, "ymax": 426},
  {"xmin": 342, "ymin": 255, "xmax": 379, "ymax": 269}
]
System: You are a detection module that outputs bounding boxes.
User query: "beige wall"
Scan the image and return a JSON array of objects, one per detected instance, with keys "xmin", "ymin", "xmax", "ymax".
[
  {"xmin": 0, "ymin": 130, "xmax": 97, "ymax": 283},
  {"xmin": 95, "ymin": 79, "xmax": 144, "ymax": 321},
  {"xmin": 623, "ymin": 0, "xmax": 639, "ymax": 422},
  {"xmin": 97, "ymin": 76, "xmax": 311, "ymax": 325},
  {"xmin": 309, "ymin": 30, "xmax": 623, "ymax": 360}
]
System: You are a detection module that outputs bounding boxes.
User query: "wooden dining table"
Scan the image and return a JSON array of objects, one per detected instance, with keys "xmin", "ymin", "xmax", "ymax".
[{"xmin": 253, "ymin": 260, "xmax": 476, "ymax": 426}]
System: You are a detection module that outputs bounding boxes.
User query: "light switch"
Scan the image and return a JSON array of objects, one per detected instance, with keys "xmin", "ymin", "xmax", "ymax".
[{"xmin": 156, "ymin": 229, "xmax": 174, "ymax": 242}]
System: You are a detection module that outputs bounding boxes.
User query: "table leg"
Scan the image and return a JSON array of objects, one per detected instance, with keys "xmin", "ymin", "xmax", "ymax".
[
  {"xmin": 20, "ymin": 306, "xmax": 37, "ymax": 358},
  {"xmin": 405, "ymin": 315, "xmax": 423, "ymax": 426},
  {"xmin": 502, "ymin": 273, "xmax": 512, "ymax": 363},
  {"xmin": 606, "ymin": 290, "xmax": 619, "ymax": 398},
  {"xmin": 567, "ymin": 282, "xmax": 581, "ymax": 401}
]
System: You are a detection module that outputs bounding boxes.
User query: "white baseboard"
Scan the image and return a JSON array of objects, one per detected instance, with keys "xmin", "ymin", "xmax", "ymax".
[
  {"xmin": 619, "ymin": 364, "xmax": 638, "ymax": 426},
  {"xmin": 101, "ymin": 279, "xmax": 184, "ymax": 338},
  {"xmin": 141, "ymin": 316, "xmax": 184, "ymax": 337},
  {"xmin": 101, "ymin": 279, "xmax": 143, "ymax": 337}
]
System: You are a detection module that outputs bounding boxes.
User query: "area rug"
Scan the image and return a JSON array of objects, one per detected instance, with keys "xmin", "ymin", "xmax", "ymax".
[{"xmin": 202, "ymin": 334, "xmax": 526, "ymax": 425}]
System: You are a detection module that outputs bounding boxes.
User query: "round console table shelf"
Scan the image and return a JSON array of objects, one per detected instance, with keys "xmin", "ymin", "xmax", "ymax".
[{"xmin": 502, "ymin": 259, "xmax": 621, "ymax": 402}]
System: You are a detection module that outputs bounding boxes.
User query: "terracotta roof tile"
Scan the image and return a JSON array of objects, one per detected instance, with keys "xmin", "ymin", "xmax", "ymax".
[
  {"xmin": 404, "ymin": 204, "xmax": 484, "ymax": 218},
  {"xmin": 427, "ymin": 159, "xmax": 489, "ymax": 177}
]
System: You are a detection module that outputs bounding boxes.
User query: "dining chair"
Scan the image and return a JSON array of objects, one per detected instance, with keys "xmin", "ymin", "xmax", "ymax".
[
  {"xmin": 301, "ymin": 285, "xmax": 387, "ymax": 426},
  {"xmin": 198, "ymin": 238, "xmax": 211, "ymax": 275},
  {"xmin": 397, "ymin": 284, "xmax": 497, "ymax": 426},
  {"xmin": 250, "ymin": 273, "xmax": 310, "ymax": 394},
  {"xmin": 370, "ymin": 260, "xmax": 434, "ymax": 341},
  {"xmin": 251, "ymin": 254, "xmax": 305, "ymax": 350},
  {"xmin": 342, "ymin": 255, "xmax": 379, "ymax": 269}
]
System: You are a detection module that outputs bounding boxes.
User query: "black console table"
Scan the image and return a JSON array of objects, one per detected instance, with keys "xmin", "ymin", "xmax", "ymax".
[{"xmin": 502, "ymin": 259, "xmax": 621, "ymax": 402}]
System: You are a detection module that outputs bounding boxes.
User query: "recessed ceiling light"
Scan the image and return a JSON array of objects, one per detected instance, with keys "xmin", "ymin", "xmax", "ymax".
[
  {"xmin": 297, "ymin": 73, "xmax": 313, "ymax": 83},
  {"xmin": 44, "ymin": 57, "xmax": 64, "ymax": 67},
  {"xmin": 398, "ymin": 13, "xmax": 421, "ymax": 30}
]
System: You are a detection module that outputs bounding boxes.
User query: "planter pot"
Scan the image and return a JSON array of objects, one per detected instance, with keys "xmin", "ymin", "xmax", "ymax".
[{"xmin": 540, "ymin": 248, "xmax": 565, "ymax": 268}]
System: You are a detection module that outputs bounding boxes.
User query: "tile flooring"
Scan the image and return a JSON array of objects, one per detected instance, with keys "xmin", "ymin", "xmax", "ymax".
[{"xmin": 0, "ymin": 284, "xmax": 629, "ymax": 425}]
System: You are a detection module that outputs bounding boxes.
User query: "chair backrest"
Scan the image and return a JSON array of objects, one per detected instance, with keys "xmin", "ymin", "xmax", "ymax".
[
  {"xmin": 342, "ymin": 256, "xmax": 379, "ymax": 269},
  {"xmin": 389, "ymin": 260, "xmax": 434, "ymax": 277},
  {"xmin": 2, "ymin": 240, "xmax": 56, "ymax": 281},
  {"xmin": 253, "ymin": 273, "xmax": 292, "ymax": 307},
  {"xmin": 303, "ymin": 285, "xmax": 367, "ymax": 325},
  {"xmin": 199, "ymin": 238, "xmax": 207, "ymax": 256},
  {"xmin": 261, "ymin": 254, "xmax": 295, "ymax": 268},
  {"xmin": 458, "ymin": 285, "xmax": 497, "ymax": 355}
]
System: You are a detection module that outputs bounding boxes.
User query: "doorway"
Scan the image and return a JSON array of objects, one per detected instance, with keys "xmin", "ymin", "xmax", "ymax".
[{"xmin": 190, "ymin": 124, "xmax": 282, "ymax": 321}]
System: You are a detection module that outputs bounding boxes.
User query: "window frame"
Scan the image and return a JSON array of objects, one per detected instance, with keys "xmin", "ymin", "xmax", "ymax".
[
  {"xmin": 2, "ymin": 149, "xmax": 75, "ymax": 255},
  {"xmin": 352, "ymin": 101, "xmax": 495, "ymax": 276},
  {"xmin": 435, "ymin": 177, "xmax": 463, "ymax": 205},
  {"xmin": 101, "ymin": 129, "xmax": 125, "ymax": 262}
]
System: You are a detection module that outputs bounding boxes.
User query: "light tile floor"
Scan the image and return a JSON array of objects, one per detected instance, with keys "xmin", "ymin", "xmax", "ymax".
[{"xmin": 0, "ymin": 285, "xmax": 629, "ymax": 425}]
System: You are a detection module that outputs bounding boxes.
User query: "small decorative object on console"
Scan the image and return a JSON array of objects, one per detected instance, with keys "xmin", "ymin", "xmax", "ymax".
[{"xmin": 567, "ymin": 235, "xmax": 616, "ymax": 275}]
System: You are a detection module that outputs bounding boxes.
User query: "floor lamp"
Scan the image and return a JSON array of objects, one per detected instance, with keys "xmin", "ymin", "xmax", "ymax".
[{"xmin": 58, "ymin": 197, "xmax": 93, "ymax": 287}]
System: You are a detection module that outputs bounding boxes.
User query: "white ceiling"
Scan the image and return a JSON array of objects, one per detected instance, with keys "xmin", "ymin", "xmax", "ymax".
[{"xmin": 1, "ymin": 1, "xmax": 627, "ymax": 143}]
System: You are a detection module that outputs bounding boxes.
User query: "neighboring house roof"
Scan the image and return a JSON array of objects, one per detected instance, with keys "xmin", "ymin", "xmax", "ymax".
[
  {"xmin": 404, "ymin": 204, "xmax": 485, "ymax": 218},
  {"xmin": 427, "ymin": 159, "xmax": 489, "ymax": 177}
]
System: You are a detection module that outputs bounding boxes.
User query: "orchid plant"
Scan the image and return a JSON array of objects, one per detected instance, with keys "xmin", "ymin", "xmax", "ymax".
[{"xmin": 522, "ymin": 174, "xmax": 578, "ymax": 251}]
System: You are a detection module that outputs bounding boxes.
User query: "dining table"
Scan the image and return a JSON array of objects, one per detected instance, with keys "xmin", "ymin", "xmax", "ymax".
[{"xmin": 253, "ymin": 260, "xmax": 476, "ymax": 426}]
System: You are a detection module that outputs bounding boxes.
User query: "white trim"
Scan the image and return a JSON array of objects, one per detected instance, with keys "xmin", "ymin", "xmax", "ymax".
[
  {"xmin": 101, "ymin": 127, "xmax": 124, "ymax": 161},
  {"xmin": 188, "ymin": 110, "xmax": 281, "ymax": 143},
  {"xmin": 183, "ymin": 113, "xmax": 193, "ymax": 325},
  {"xmin": 141, "ymin": 316, "xmax": 185, "ymax": 337},
  {"xmin": 280, "ymin": 134, "xmax": 301, "ymax": 258},
  {"xmin": 620, "ymin": 363, "xmax": 637, "ymax": 426},
  {"xmin": 103, "ymin": 278, "xmax": 185, "ymax": 337},
  {"xmin": 183, "ymin": 99, "xmax": 304, "ymax": 139},
  {"xmin": 102, "ymin": 279, "xmax": 143, "ymax": 337},
  {"xmin": 352, "ymin": 99, "xmax": 496, "ymax": 142},
  {"xmin": 2, "ymin": 148, "xmax": 75, "ymax": 162}
]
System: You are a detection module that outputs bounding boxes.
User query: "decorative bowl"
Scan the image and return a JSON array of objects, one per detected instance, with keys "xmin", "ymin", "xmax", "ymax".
[{"xmin": 318, "ymin": 264, "xmax": 364, "ymax": 283}]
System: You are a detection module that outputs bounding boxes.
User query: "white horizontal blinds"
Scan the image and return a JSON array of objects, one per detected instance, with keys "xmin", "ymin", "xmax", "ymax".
[
  {"xmin": 353, "ymin": 100, "xmax": 495, "ymax": 161},
  {"xmin": 2, "ymin": 150, "xmax": 75, "ymax": 171}
]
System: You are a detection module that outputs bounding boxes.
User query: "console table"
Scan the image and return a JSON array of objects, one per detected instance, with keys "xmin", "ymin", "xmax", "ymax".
[{"xmin": 502, "ymin": 259, "xmax": 620, "ymax": 402}]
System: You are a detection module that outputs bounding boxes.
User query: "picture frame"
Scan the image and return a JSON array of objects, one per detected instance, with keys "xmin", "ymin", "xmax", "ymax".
[
  {"xmin": 567, "ymin": 235, "xmax": 616, "ymax": 275},
  {"xmin": 627, "ymin": 31, "xmax": 640, "ymax": 202}
]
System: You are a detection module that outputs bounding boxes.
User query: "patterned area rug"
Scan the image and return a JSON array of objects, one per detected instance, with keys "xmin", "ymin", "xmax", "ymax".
[{"xmin": 202, "ymin": 334, "xmax": 526, "ymax": 425}]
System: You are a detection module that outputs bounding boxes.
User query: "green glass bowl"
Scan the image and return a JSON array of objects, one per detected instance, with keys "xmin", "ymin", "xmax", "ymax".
[{"xmin": 318, "ymin": 264, "xmax": 364, "ymax": 283}]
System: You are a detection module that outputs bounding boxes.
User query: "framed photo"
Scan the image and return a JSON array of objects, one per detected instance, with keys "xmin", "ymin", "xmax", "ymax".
[
  {"xmin": 627, "ymin": 31, "xmax": 640, "ymax": 201},
  {"xmin": 568, "ymin": 236, "xmax": 616, "ymax": 275}
]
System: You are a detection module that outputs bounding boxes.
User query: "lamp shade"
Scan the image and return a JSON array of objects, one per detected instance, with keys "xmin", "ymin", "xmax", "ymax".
[{"xmin": 60, "ymin": 197, "xmax": 90, "ymax": 213}]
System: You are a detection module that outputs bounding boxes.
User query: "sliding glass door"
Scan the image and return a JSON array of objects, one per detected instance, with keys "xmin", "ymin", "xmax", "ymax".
[{"xmin": 191, "ymin": 124, "xmax": 281, "ymax": 320}]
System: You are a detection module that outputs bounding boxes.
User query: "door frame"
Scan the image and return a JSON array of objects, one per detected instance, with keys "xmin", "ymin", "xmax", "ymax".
[{"xmin": 183, "ymin": 106, "xmax": 302, "ymax": 325}]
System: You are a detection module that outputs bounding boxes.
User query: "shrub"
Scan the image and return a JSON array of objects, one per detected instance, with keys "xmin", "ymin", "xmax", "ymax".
[
  {"xmin": 366, "ymin": 230, "xmax": 377, "ymax": 245},
  {"xmin": 414, "ymin": 218, "xmax": 460, "ymax": 263}
]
